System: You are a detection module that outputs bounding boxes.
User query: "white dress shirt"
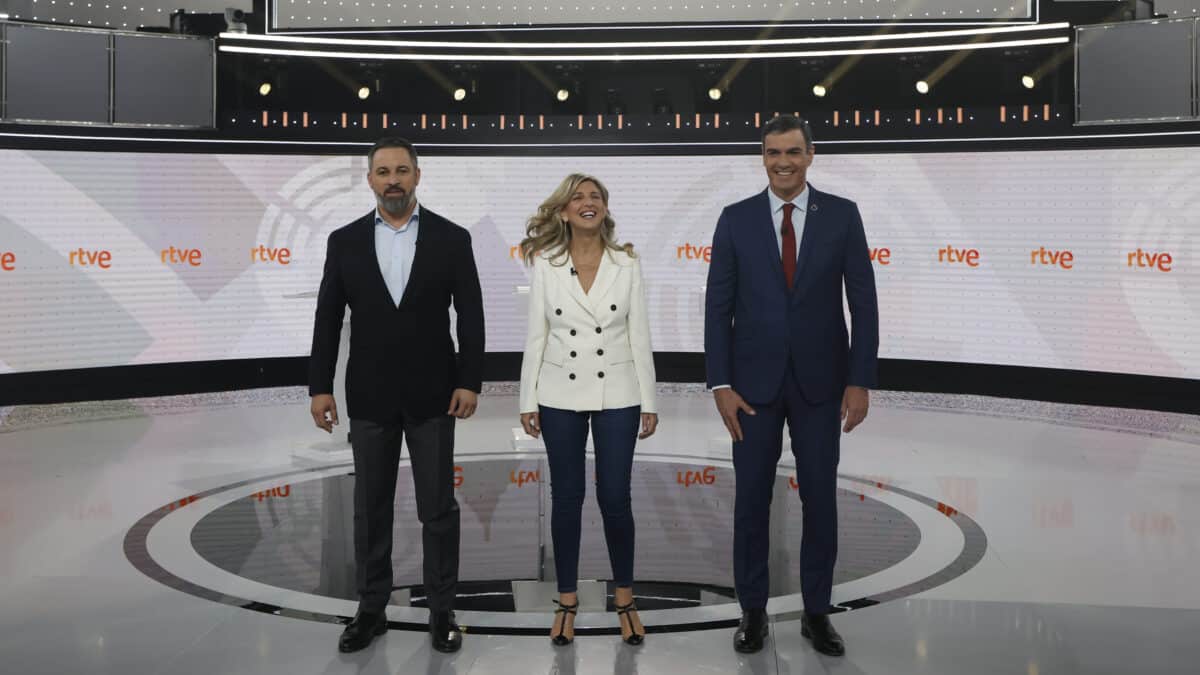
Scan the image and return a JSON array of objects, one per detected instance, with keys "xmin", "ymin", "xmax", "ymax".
[{"xmin": 374, "ymin": 204, "xmax": 420, "ymax": 307}]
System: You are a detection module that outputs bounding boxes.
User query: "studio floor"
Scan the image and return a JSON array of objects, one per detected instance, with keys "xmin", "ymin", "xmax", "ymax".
[{"xmin": 2, "ymin": 384, "xmax": 1198, "ymax": 674}]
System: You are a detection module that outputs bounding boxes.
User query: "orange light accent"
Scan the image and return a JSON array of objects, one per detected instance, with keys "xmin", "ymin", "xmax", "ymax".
[
  {"xmin": 598, "ymin": 114, "xmax": 604, "ymax": 128},
  {"xmin": 519, "ymin": 114, "xmax": 525, "ymax": 130},
  {"xmin": 302, "ymin": 112, "xmax": 309, "ymax": 128},
  {"xmin": 500, "ymin": 114, "xmax": 507, "ymax": 129},
  {"xmin": 538, "ymin": 114, "xmax": 545, "ymax": 130},
  {"xmin": 362, "ymin": 112, "xmax": 368, "ymax": 129},
  {"xmin": 674, "ymin": 113, "xmax": 681, "ymax": 129},
  {"xmin": 713, "ymin": 113, "xmax": 719, "ymax": 127},
  {"xmin": 440, "ymin": 114, "xmax": 447, "ymax": 129},
  {"xmin": 754, "ymin": 112, "xmax": 761, "ymax": 128},
  {"xmin": 577, "ymin": 114, "xmax": 583, "ymax": 129},
  {"xmin": 1022, "ymin": 105, "xmax": 1029, "ymax": 122},
  {"xmin": 1000, "ymin": 105, "xmax": 1007, "ymax": 122},
  {"xmin": 833, "ymin": 110, "xmax": 840, "ymax": 127},
  {"xmin": 462, "ymin": 113, "xmax": 468, "ymax": 129},
  {"xmin": 261, "ymin": 110, "xmax": 269, "ymax": 127},
  {"xmin": 1044, "ymin": 103, "xmax": 1051, "ymax": 121},
  {"xmin": 694, "ymin": 113, "xmax": 701, "ymax": 128},
  {"xmin": 282, "ymin": 111, "xmax": 289, "ymax": 127},
  {"xmin": 618, "ymin": 113, "xmax": 624, "ymax": 129},
  {"xmin": 854, "ymin": 110, "xmax": 860, "ymax": 126},
  {"xmin": 957, "ymin": 107, "xmax": 963, "ymax": 124},
  {"xmin": 874, "ymin": 109, "xmax": 880, "ymax": 126},
  {"xmin": 937, "ymin": 108, "xmax": 944, "ymax": 124},
  {"xmin": 421, "ymin": 114, "xmax": 427, "ymax": 130},
  {"xmin": 341, "ymin": 112, "xmax": 347, "ymax": 128},
  {"xmin": 382, "ymin": 113, "xmax": 388, "ymax": 128},
  {"xmin": 914, "ymin": 108, "xmax": 921, "ymax": 126}
]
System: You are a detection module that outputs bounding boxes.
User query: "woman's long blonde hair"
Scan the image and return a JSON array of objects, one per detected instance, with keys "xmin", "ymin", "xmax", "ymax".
[{"xmin": 519, "ymin": 173, "xmax": 635, "ymax": 266}]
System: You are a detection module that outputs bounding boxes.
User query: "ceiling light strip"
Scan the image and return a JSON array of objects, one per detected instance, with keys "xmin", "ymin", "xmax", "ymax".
[
  {"xmin": 223, "ymin": 21, "xmax": 1068, "ymax": 51},
  {"xmin": 218, "ymin": 36, "xmax": 1070, "ymax": 63}
]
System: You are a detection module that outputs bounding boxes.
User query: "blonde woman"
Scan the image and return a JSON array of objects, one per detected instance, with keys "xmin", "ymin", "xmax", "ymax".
[{"xmin": 518, "ymin": 173, "xmax": 658, "ymax": 646}]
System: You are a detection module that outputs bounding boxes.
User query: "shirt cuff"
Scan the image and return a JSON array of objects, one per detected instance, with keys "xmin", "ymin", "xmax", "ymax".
[{"xmin": 710, "ymin": 384, "xmax": 731, "ymax": 391}]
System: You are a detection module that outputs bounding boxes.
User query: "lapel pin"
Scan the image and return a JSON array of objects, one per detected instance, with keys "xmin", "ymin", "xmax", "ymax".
[{"xmin": 810, "ymin": 204, "xmax": 819, "ymax": 212}]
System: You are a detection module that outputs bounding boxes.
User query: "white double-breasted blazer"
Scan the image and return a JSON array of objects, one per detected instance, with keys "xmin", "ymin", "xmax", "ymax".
[{"xmin": 519, "ymin": 248, "xmax": 656, "ymax": 414}]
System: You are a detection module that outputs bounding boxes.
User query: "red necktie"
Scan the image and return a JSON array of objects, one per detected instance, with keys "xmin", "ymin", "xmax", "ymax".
[{"xmin": 781, "ymin": 203, "xmax": 797, "ymax": 289}]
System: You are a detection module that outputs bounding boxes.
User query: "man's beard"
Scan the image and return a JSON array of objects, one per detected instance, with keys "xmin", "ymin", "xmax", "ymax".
[{"xmin": 377, "ymin": 189, "xmax": 414, "ymax": 215}]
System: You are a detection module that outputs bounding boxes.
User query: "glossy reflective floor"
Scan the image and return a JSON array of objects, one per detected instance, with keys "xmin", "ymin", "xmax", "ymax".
[{"xmin": 2, "ymin": 385, "xmax": 1198, "ymax": 674}]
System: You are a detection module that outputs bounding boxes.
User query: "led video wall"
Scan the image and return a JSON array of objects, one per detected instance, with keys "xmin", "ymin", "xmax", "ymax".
[{"xmin": 0, "ymin": 146, "xmax": 1196, "ymax": 379}]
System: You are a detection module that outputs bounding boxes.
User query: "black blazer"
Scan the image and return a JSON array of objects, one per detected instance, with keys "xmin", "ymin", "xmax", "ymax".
[{"xmin": 308, "ymin": 208, "xmax": 485, "ymax": 423}]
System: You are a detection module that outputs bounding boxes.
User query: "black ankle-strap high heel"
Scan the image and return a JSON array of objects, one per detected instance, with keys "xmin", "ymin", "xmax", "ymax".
[
  {"xmin": 551, "ymin": 599, "xmax": 578, "ymax": 646},
  {"xmin": 615, "ymin": 600, "xmax": 645, "ymax": 646}
]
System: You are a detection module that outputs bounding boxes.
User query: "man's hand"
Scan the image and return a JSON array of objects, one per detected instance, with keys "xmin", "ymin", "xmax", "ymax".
[
  {"xmin": 714, "ymin": 388, "xmax": 756, "ymax": 442},
  {"xmin": 520, "ymin": 412, "xmax": 540, "ymax": 438},
  {"xmin": 639, "ymin": 413, "xmax": 659, "ymax": 440},
  {"xmin": 311, "ymin": 394, "xmax": 339, "ymax": 433},
  {"xmin": 841, "ymin": 386, "xmax": 869, "ymax": 433},
  {"xmin": 448, "ymin": 388, "xmax": 478, "ymax": 419}
]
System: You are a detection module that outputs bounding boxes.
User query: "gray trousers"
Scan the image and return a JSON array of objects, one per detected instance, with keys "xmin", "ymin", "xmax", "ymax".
[{"xmin": 350, "ymin": 415, "xmax": 459, "ymax": 614}]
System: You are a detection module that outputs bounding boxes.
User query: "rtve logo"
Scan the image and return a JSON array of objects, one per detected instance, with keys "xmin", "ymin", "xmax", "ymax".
[
  {"xmin": 1031, "ymin": 247, "xmax": 1074, "ymax": 269},
  {"xmin": 251, "ymin": 245, "xmax": 292, "ymax": 265},
  {"xmin": 510, "ymin": 469, "xmax": 541, "ymax": 487},
  {"xmin": 937, "ymin": 245, "xmax": 980, "ymax": 267},
  {"xmin": 676, "ymin": 243, "xmax": 712, "ymax": 263},
  {"xmin": 69, "ymin": 248, "xmax": 113, "ymax": 269},
  {"xmin": 161, "ymin": 246, "xmax": 203, "ymax": 267},
  {"xmin": 1, "ymin": 251, "xmax": 15, "ymax": 271},
  {"xmin": 1127, "ymin": 248, "xmax": 1173, "ymax": 272},
  {"xmin": 676, "ymin": 466, "xmax": 716, "ymax": 487}
]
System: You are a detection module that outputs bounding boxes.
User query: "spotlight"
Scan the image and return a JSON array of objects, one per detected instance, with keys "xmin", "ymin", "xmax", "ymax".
[
  {"xmin": 1021, "ymin": 74, "xmax": 1036, "ymax": 89},
  {"xmin": 915, "ymin": 80, "xmax": 930, "ymax": 94},
  {"xmin": 258, "ymin": 82, "xmax": 272, "ymax": 97},
  {"xmin": 555, "ymin": 88, "xmax": 571, "ymax": 102},
  {"xmin": 708, "ymin": 87, "xmax": 723, "ymax": 101},
  {"xmin": 812, "ymin": 84, "xmax": 827, "ymax": 98},
  {"xmin": 453, "ymin": 87, "xmax": 468, "ymax": 101},
  {"xmin": 357, "ymin": 85, "xmax": 371, "ymax": 100}
]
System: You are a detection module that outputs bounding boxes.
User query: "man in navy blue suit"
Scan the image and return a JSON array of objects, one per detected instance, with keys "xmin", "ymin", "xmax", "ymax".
[{"xmin": 704, "ymin": 114, "xmax": 879, "ymax": 657}]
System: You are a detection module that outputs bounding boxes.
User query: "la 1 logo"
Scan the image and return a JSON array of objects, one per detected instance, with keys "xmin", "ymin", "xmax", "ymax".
[
  {"xmin": 454, "ymin": 466, "xmax": 464, "ymax": 488},
  {"xmin": 677, "ymin": 466, "xmax": 716, "ymax": 487},
  {"xmin": 510, "ymin": 469, "xmax": 541, "ymax": 487}
]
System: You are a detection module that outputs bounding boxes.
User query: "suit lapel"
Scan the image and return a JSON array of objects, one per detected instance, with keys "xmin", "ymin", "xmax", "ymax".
[
  {"xmin": 753, "ymin": 189, "xmax": 786, "ymax": 288},
  {"xmin": 792, "ymin": 186, "xmax": 824, "ymax": 295},
  {"xmin": 397, "ymin": 207, "xmax": 433, "ymax": 309},
  {"xmin": 356, "ymin": 212, "xmax": 396, "ymax": 307},
  {"xmin": 552, "ymin": 254, "xmax": 594, "ymax": 318},
  {"xmin": 587, "ymin": 250, "xmax": 620, "ymax": 313}
]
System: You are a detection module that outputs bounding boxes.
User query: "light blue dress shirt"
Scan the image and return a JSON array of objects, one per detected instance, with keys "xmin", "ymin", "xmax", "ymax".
[
  {"xmin": 767, "ymin": 184, "xmax": 810, "ymax": 261},
  {"xmin": 374, "ymin": 204, "xmax": 420, "ymax": 307}
]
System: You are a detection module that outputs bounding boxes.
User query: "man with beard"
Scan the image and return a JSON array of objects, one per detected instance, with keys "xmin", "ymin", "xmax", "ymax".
[{"xmin": 309, "ymin": 137, "xmax": 485, "ymax": 654}]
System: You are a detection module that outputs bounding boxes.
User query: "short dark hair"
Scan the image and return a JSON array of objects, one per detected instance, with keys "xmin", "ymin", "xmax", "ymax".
[
  {"xmin": 368, "ymin": 137, "xmax": 419, "ymax": 169},
  {"xmin": 761, "ymin": 114, "xmax": 814, "ymax": 151}
]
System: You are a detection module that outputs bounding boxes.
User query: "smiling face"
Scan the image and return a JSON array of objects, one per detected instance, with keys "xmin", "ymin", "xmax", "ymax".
[
  {"xmin": 367, "ymin": 146, "xmax": 421, "ymax": 217},
  {"xmin": 762, "ymin": 128, "xmax": 814, "ymax": 201},
  {"xmin": 559, "ymin": 180, "xmax": 608, "ymax": 236}
]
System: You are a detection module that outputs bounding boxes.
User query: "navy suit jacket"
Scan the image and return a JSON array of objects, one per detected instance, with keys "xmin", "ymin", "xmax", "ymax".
[{"xmin": 704, "ymin": 186, "xmax": 879, "ymax": 405}]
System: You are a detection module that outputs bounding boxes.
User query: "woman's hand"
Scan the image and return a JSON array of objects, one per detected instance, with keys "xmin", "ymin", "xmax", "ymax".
[
  {"xmin": 639, "ymin": 413, "xmax": 658, "ymax": 439},
  {"xmin": 520, "ymin": 411, "xmax": 541, "ymax": 438}
]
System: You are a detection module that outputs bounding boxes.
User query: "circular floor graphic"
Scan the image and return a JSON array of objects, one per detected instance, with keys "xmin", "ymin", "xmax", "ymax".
[{"xmin": 126, "ymin": 452, "xmax": 985, "ymax": 635}]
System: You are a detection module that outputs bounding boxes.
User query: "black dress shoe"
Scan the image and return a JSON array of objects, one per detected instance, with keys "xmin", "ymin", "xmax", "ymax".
[
  {"xmin": 801, "ymin": 612, "xmax": 845, "ymax": 657},
  {"xmin": 430, "ymin": 610, "xmax": 463, "ymax": 653},
  {"xmin": 338, "ymin": 610, "xmax": 387, "ymax": 653},
  {"xmin": 733, "ymin": 609, "xmax": 768, "ymax": 653}
]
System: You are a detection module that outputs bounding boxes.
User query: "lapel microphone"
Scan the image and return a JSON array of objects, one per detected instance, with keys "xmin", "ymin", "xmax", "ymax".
[{"xmin": 570, "ymin": 267, "xmax": 577, "ymax": 275}]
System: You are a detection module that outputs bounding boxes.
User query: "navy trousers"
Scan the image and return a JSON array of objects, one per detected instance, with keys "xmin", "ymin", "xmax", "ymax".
[
  {"xmin": 732, "ymin": 367, "xmax": 841, "ymax": 614},
  {"xmin": 538, "ymin": 404, "xmax": 641, "ymax": 593}
]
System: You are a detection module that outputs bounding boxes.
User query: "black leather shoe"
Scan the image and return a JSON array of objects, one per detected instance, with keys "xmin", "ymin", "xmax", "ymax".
[
  {"xmin": 733, "ymin": 609, "xmax": 768, "ymax": 653},
  {"xmin": 430, "ymin": 610, "xmax": 463, "ymax": 653},
  {"xmin": 801, "ymin": 612, "xmax": 845, "ymax": 657},
  {"xmin": 338, "ymin": 610, "xmax": 387, "ymax": 653}
]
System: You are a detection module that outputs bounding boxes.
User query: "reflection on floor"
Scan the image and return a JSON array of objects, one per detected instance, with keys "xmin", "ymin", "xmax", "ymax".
[{"xmin": 1, "ymin": 384, "xmax": 1198, "ymax": 674}]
